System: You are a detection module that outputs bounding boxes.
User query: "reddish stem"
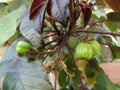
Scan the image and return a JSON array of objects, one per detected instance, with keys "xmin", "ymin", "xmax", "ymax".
[
  {"xmin": 39, "ymin": 50, "xmax": 57, "ymax": 55},
  {"xmin": 75, "ymin": 30, "xmax": 120, "ymax": 37}
]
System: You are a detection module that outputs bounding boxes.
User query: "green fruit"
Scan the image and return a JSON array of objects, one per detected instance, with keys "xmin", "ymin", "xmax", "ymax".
[
  {"xmin": 74, "ymin": 42, "xmax": 93, "ymax": 60},
  {"xmin": 90, "ymin": 40, "xmax": 101, "ymax": 55},
  {"xmin": 68, "ymin": 37, "xmax": 80, "ymax": 49},
  {"xmin": 16, "ymin": 41, "xmax": 31, "ymax": 54},
  {"xmin": 16, "ymin": 46, "xmax": 30, "ymax": 54},
  {"xmin": 85, "ymin": 64, "xmax": 95, "ymax": 78},
  {"xmin": 17, "ymin": 41, "xmax": 31, "ymax": 48}
]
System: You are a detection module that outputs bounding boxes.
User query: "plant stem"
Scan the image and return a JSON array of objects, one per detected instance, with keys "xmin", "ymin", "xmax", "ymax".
[
  {"xmin": 53, "ymin": 23, "xmax": 61, "ymax": 36},
  {"xmin": 37, "ymin": 36, "xmax": 64, "ymax": 50},
  {"xmin": 75, "ymin": 30, "xmax": 120, "ymax": 37},
  {"xmin": 67, "ymin": 43, "xmax": 87, "ymax": 90},
  {"xmin": 90, "ymin": 19, "xmax": 107, "ymax": 26},
  {"xmin": 54, "ymin": 47, "xmax": 61, "ymax": 90},
  {"xmin": 43, "ymin": 33, "xmax": 57, "ymax": 39},
  {"xmin": 41, "ymin": 55, "xmax": 48, "ymax": 62},
  {"xmin": 39, "ymin": 50, "xmax": 57, "ymax": 55},
  {"xmin": 45, "ymin": 36, "xmax": 64, "ymax": 46}
]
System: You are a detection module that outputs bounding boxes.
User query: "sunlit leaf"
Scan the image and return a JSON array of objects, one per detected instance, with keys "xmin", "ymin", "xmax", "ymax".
[
  {"xmin": 0, "ymin": 3, "xmax": 8, "ymax": 18},
  {"xmin": 105, "ymin": 21, "xmax": 118, "ymax": 32},
  {"xmin": 7, "ymin": 0, "xmax": 23, "ymax": 12},
  {"xmin": 0, "ymin": 5, "xmax": 26, "ymax": 46}
]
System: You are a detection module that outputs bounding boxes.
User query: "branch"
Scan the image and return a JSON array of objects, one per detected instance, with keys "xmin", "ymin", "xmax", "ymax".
[
  {"xmin": 66, "ymin": 43, "xmax": 87, "ymax": 90},
  {"xmin": 90, "ymin": 19, "xmax": 107, "ymax": 26},
  {"xmin": 39, "ymin": 50, "xmax": 57, "ymax": 55},
  {"xmin": 75, "ymin": 30, "xmax": 120, "ymax": 37}
]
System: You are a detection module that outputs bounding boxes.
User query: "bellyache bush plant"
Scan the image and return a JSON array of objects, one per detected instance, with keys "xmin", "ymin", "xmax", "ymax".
[{"xmin": 1, "ymin": 0, "xmax": 120, "ymax": 90}]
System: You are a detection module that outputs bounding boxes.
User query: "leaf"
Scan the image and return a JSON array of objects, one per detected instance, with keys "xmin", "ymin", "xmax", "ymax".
[
  {"xmin": 70, "ymin": 6, "xmax": 82, "ymax": 26},
  {"xmin": 0, "ymin": 59, "xmax": 18, "ymax": 79},
  {"xmin": 105, "ymin": 21, "xmax": 118, "ymax": 32},
  {"xmin": 107, "ymin": 12, "xmax": 120, "ymax": 22},
  {"xmin": 109, "ymin": 45, "xmax": 120, "ymax": 59},
  {"xmin": 16, "ymin": 9, "xmax": 29, "ymax": 29},
  {"xmin": 6, "ymin": 0, "xmax": 23, "ymax": 12},
  {"xmin": 0, "ymin": 3, "xmax": 8, "ymax": 18},
  {"xmin": 2, "ymin": 60, "xmax": 53, "ymax": 90},
  {"xmin": 100, "ymin": 35, "xmax": 118, "ymax": 45},
  {"xmin": 30, "ymin": 0, "xmax": 48, "ymax": 19},
  {"xmin": 82, "ymin": 7, "xmax": 92, "ymax": 27},
  {"xmin": 93, "ymin": 69, "xmax": 120, "ymax": 90},
  {"xmin": 0, "ymin": 5, "xmax": 26, "ymax": 46},
  {"xmin": 0, "ymin": 38, "xmax": 24, "ymax": 79},
  {"xmin": 92, "ymin": 11, "xmax": 106, "ymax": 18},
  {"xmin": 47, "ymin": 0, "xmax": 70, "ymax": 27},
  {"xmin": 0, "ymin": 39, "xmax": 53, "ymax": 90},
  {"xmin": 29, "ymin": 0, "xmax": 49, "ymax": 34},
  {"xmin": 58, "ymin": 69, "xmax": 69, "ymax": 88},
  {"xmin": 20, "ymin": 14, "xmax": 43, "ymax": 47}
]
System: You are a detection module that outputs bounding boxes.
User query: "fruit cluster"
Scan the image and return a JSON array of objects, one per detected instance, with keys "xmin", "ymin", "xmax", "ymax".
[{"xmin": 74, "ymin": 40, "xmax": 101, "ymax": 60}]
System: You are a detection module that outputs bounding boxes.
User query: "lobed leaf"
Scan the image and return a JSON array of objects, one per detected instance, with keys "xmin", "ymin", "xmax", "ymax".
[{"xmin": 0, "ymin": 38, "xmax": 53, "ymax": 90}]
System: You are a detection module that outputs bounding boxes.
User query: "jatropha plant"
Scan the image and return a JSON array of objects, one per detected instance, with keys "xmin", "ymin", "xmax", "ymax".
[{"xmin": 1, "ymin": 0, "xmax": 120, "ymax": 90}]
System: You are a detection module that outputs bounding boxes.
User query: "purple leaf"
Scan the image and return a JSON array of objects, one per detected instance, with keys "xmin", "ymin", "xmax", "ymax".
[
  {"xmin": 82, "ymin": 7, "xmax": 92, "ymax": 27},
  {"xmin": 20, "ymin": 14, "xmax": 42, "ymax": 47},
  {"xmin": 1, "ymin": 39, "xmax": 53, "ymax": 90},
  {"xmin": 47, "ymin": 0, "xmax": 70, "ymax": 27},
  {"xmin": 30, "ymin": 0, "xmax": 49, "ymax": 34},
  {"xmin": 34, "ymin": 2, "xmax": 48, "ymax": 34},
  {"xmin": 30, "ymin": 0, "xmax": 47, "ymax": 19}
]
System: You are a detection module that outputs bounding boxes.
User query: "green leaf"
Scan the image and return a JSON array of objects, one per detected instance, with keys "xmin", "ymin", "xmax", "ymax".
[
  {"xmin": 67, "ymin": 37, "xmax": 80, "ymax": 49},
  {"xmin": 93, "ymin": 69, "xmax": 120, "ymax": 90},
  {"xmin": 107, "ymin": 12, "xmax": 120, "ymax": 22},
  {"xmin": 105, "ymin": 21, "xmax": 118, "ymax": 32},
  {"xmin": 6, "ymin": 0, "xmax": 23, "ymax": 12},
  {"xmin": 85, "ymin": 64, "xmax": 95, "ymax": 78},
  {"xmin": 109, "ymin": 45, "xmax": 120, "ymax": 59},
  {"xmin": 0, "ymin": 5, "xmax": 26, "ymax": 46},
  {"xmin": 99, "ymin": 35, "xmax": 118, "ymax": 45},
  {"xmin": 92, "ymin": 11, "xmax": 106, "ymax": 18},
  {"xmin": 58, "ymin": 70, "xmax": 69, "ymax": 88},
  {"xmin": 0, "ymin": 38, "xmax": 53, "ymax": 90},
  {"xmin": 0, "ymin": 3, "xmax": 8, "ymax": 18},
  {"xmin": 65, "ymin": 57, "xmax": 75, "ymax": 70}
]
